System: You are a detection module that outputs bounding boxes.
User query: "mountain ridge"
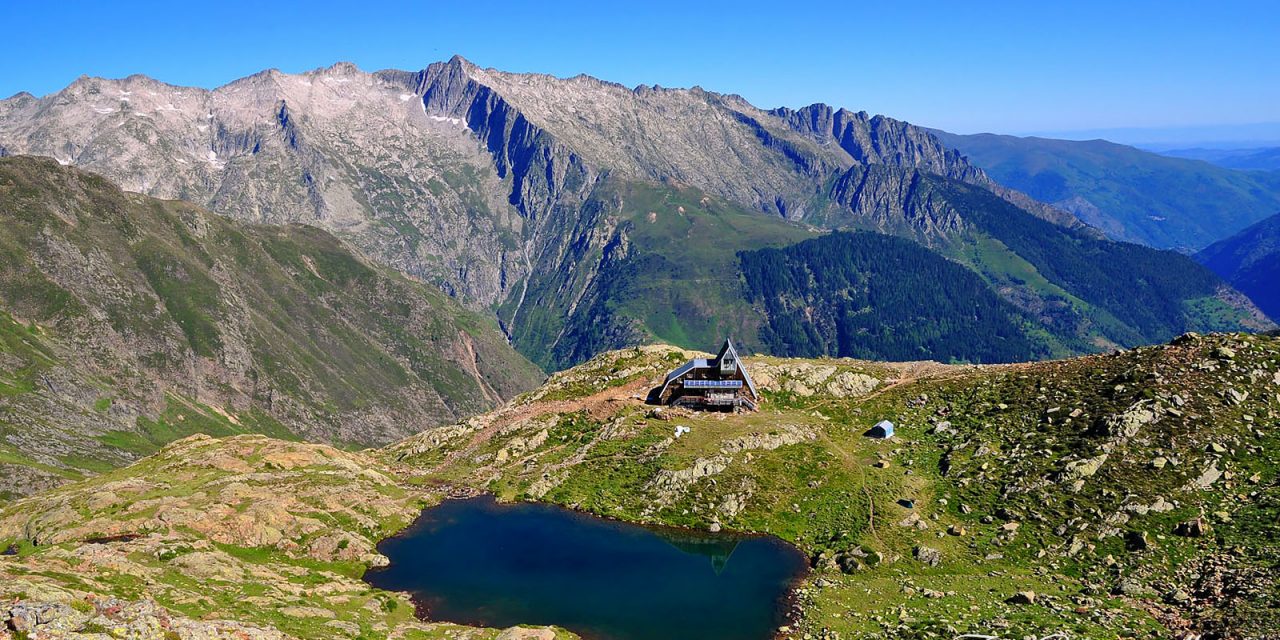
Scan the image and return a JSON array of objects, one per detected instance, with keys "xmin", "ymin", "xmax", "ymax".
[
  {"xmin": 0, "ymin": 57, "xmax": 1269, "ymax": 370},
  {"xmin": 1197, "ymin": 211, "xmax": 1280, "ymax": 320},
  {"xmin": 932, "ymin": 130, "xmax": 1280, "ymax": 251}
]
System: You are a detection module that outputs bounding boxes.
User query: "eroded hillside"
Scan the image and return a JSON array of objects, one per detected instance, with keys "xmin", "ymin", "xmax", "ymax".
[{"xmin": 0, "ymin": 156, "xmax": 542, "ymax": 499}]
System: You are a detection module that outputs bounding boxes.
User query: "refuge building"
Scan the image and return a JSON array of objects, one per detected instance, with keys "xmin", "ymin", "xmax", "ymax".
[{"xmin": 656, "ymin": 339, "xmax": 759, "ymax": 411}]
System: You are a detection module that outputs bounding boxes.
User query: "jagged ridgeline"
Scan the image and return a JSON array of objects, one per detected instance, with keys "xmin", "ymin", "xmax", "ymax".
[
  {"xmin": 0, "ymin": 58, "xmax": 1270, "ymax": 371},
  {"xmin": 0, "ymin": 156, "xmax": 541, "ymax": 498}
]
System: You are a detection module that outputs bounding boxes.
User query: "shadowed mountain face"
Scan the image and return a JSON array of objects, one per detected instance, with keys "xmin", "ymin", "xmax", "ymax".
[
  {"xmin": 0, "ymin": 156, "xmax": 542, "ymax": 498},
  {"xmin": 0, "ymin": 58, "xmax": 1269, "ymax": 369},
  {"xmin": 1198, "ymin": 212, "xmax": 1280, "ymax": 320},
  {"xmin": 932, "ymin": 131, "xmax": 1280, "ymax": 252}
]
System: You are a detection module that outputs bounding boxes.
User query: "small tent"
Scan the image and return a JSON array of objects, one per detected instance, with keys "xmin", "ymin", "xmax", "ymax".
[{"xmin": 866, "ymin": 420, "xmax": 895, "ymax": 439}]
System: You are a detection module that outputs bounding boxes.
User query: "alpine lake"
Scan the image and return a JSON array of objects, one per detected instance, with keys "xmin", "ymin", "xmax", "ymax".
[{"xmin": 363, "ymin": 496, "xmax": 809, "ymax": 640}]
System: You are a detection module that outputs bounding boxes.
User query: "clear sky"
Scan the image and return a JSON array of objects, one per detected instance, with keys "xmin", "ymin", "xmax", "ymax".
[{"xmin": 3, "ymin": 0, "xmax": 1278, "ymax": 137}]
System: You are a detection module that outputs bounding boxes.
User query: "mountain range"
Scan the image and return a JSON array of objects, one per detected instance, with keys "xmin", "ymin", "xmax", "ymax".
[
  {"xmin": 0, "ymin": 55, "xmax": 1278, "ymax": 640},
  {"xmin": 1, "ymin": 57, "xmax": 1271, "ymax": 372},
  {"xmin": 932, "ymin": 131, "xmax": 1280, "ymax": 252}
]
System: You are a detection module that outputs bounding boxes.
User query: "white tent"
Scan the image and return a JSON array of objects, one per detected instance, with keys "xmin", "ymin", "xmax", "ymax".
[{"xmin": 867, "ymin": 420, "xmax": 895, "ymax": 439}]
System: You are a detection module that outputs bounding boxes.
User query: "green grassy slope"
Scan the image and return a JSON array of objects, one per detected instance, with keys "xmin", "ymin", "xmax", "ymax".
[
  {"xmin": 505, "ymin": 181, "xmax": 817, "ymax": 370},
  {"xmin": 930, "ymin": 178, "xmax": 1266, "ymax": 347},
  {"xmin": 739, "ymin": 231, "xmax": 1049, "ymax": 363},
  {"xmin": 2, "ymin": 335, "xmax": 1275, "ymax": 638},
  {"xmin": 506, "ymin": 177, "xmax": 1270, "ymax": 373},
  {"xmin": 0, "ymin": 156, "xmax": 542, "ymax": 497}
]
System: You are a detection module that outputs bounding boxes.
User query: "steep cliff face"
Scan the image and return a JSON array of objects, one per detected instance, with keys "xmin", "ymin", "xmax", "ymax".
[
  {"xmin": 0, "ymin": 58, "xmax": 1264, "ymax": 371},
  {"xmin": 0, "ymin": 156, "xmax": 542, "ymax": 498},
  {"xmin": 771, "ymin": 105, "xmax": 983, "ymax": 180}
]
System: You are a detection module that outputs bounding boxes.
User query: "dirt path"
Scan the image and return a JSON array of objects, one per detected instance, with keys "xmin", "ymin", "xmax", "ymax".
[
  {"xmin": 818, "ymin": 432, "xmax": 884, "ymax": 549},
  {"xmin": 428, "ymin": 376, "xmax": 655, "ymax": 474}
]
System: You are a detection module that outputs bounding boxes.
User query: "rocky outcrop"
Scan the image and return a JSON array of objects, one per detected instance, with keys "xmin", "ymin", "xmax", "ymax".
[
  {"xmin": 1061, "ymin": 453, "xmax": 1108, "ymax": 483},
  {"xmin": 2, "ymin": 594, "xmax": 287, "ymax": 639},
  {"xmin": 0, "ymin": 434, "xmax": 570, "ymax": 639},
  {"xmin": 648, "ymin": 455, "xmax": 733, "ymax": 496},
  {"xmin": 750, "ymin": 361, "xmax": 882, "ymax": 398},
  {"xmin": 719, "ymin": 425, "xmax": 815, "ymax": 454},
  {"xmin": 771, "ymin": 106, "xmax": 984, "ymax": 182},
  {"xmin": 1097, "ymin": 401, "xmax": 1159, "ymax": 439}
]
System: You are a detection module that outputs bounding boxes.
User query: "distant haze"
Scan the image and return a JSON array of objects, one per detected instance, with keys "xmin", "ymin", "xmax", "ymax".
[{"xmin": 1020, "ymin": 123, "xmax": 1280, "ymax": 150}]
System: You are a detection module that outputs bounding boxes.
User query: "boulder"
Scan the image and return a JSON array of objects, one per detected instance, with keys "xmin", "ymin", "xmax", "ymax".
[
  {"xmin": 1125, "ymin": 530, "xmax": 1150, "ymax": 551},
  {"xmin": 913, "ymin": 545, "xmax": 942, "ymax": 567},
  {"xmin": 1099, "ymin": 403, "xmax": 1156, "ymax": 438},
  {"xmin": 898, "ymin": 512, "xmax": 929, "ymax": 530},
  {"xmin": 1061, "ymin": 454, "xmax": 1108, "ymax": 482},
  {"xmin": 1174, "ymin": 517, "xmax": 1212, "ymax": 538},
  {"xmin": 1186, "ymin": 464, "xmax": 1223, "ymax": 490},
  {"xmin": 1006, "ymin": 591, "xmax": 1037, "ymax": 605}
]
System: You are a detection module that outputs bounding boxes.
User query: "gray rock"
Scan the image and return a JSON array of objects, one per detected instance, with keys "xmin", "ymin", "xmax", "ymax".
[
  {"xmin": 914, "ymin": 545, "xmax": 942, "ymax": 567},
  {"xmin": 1174, "ymin": 516, "xmax": 1212, "ymax": 538},
  {"xmin": 1006, "ymin": 591, "xmax": 1037, "ymax": 605}
]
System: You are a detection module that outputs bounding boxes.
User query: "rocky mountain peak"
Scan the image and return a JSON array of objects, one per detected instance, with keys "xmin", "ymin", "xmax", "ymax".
[
  {"xmin": 446, "ymin": 53, "xmax": 476, "ymax": 68},
  {"xmin": 4, "ymin": 90, "xmax": 37, "ymax": 104},
  {"xmin": 316, "ymin": 60, "xmax": 362, "ymax": 76}
]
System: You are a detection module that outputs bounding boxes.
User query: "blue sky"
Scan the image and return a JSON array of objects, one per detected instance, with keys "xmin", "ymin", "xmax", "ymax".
[{"xmin": 2, "ymin": 0, "xmax": 1277, "ymax": 138}]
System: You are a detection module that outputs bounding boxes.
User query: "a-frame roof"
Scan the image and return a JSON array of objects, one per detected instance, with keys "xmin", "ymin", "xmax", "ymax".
[
  {"xmin": 716, "ymin": 338, "xmax": 740, "ymax": 364},
  {"xmin": 659, "ymin": 338, "xmax": 759, "ymax": 400},
  {"xmin": 721, "ymin": 339, "xmax": 759, "ymax": 399}
]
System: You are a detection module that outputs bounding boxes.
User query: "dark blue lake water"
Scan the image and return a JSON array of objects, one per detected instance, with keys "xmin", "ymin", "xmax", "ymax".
[{"xmin": 363, "ymin": 496, "xmax": 807, "ymax": 640}]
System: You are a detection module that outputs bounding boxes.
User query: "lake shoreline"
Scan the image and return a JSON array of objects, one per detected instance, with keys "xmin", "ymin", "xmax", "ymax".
[{"xmin": 364, "ymin": 491, "xmax": 812, "ymax": 640}]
